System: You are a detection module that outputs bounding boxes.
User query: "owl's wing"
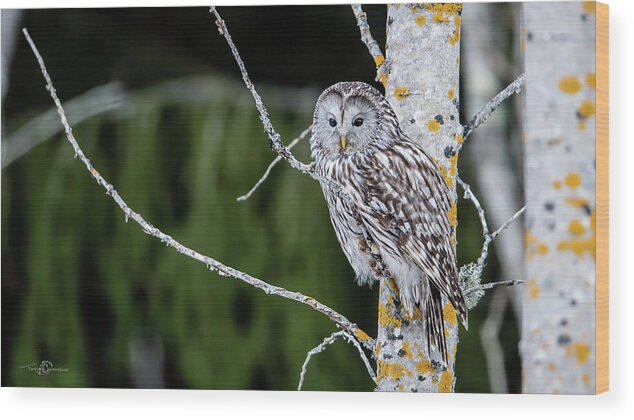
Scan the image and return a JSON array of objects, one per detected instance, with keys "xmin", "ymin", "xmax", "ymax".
[{"xmin": 358, "ymin": 140, "xmax": 467, "ymax": 325}]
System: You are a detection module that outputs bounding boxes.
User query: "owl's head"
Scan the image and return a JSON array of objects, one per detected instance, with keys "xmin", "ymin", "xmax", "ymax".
[{"xmin": 310, "ymin": 81, "xmax": 399, "ymax": 159}]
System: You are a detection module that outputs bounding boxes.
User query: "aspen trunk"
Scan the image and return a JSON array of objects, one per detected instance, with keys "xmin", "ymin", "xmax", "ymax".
[
  {"xmin": 376, "ymin": 3, "xmax": 462, "ymax": 393},
  {"xmin": 521, "ymin": 1, "xmax": 597, "ymax": 394}
]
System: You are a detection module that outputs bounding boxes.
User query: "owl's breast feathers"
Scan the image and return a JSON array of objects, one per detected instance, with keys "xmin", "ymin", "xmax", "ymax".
[
  {"xmin": 354, "ymin": 140, "xmax": 467, "ymax": 326},
  {"xmin": 314, "ymin": 137, "xmax": 467, "ymax": 321}
]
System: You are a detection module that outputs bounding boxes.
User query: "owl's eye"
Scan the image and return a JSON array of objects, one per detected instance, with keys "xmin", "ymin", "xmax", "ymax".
[
  {"xmin": 328, "ymin": 118, "xmax": 337, "ymax": 127},
  {"xmin": 353, "ymin": 118, "xmax": 364, "ymax": 127}
]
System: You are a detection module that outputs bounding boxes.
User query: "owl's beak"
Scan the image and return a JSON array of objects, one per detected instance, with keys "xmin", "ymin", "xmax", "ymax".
[{"xmin": 340, "ymin": 135, "xmax": 348, "ymax": 151}]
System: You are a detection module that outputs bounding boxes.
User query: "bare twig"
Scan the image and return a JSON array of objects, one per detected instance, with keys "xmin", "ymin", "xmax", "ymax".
[
  {"xmin": 478, "ymin": 206, "xmax": 526, "ymax": 269},
  {"xmin": 209, "ymin": 7, "xmax": 351, "ymax": 205},
  {"xmin": 490, "ymin": 204, "xmax": 526, "ymax": 241},
  {"xmin": 457, "ymin": 176, "xmax": 489, "ymax": 237},
  {"xmin": 22, "ymin": 27, "xmax": 374, "ymax": 352},
  {"xmin": 457, "ymin": 176, "xmax": 526, "ymax": 272},
  {"xmin": 464, "ymin": 279, "xmax": 524, "ymax": 297},
  {"xmin": 461, "ymin": 73, "xmax": 525, "ymax": 147},
  {"xmin": 350, "ymin": 4, "xmax": 386, "ymax": 85},
  {"xmin": 298, "ymin": 330, "xmax": 377, "ymax": 391},
  {"xmin": 237, "ymin": 124, "xmax": 312, "ymax": 202}
]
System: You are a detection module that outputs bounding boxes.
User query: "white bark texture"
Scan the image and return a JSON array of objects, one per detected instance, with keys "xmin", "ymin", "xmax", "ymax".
[
  {"xmin": 376, "ymin": 3, "xmax": 462, "ymax": 393},
  {"xmin": 521, "ymin": 2, "xmax": 597, "ymax": 394}
]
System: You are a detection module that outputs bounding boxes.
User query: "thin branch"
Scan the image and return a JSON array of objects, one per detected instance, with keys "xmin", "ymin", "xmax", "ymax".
[
  {"xmin": 22, "ymin": 27, "xmax": 374, "ymax": 352},
  {"xmin": 461, "ymin": 73, "xmax": 525, "ymax": 148},
  {"xmin": 237, "ymin": 124, "xmax": 312, "ymax": 202},
  {"xmin": 457, "ymin": 176, "xmax": 490, "ymax": 238},
  {"xmin": 209, "ymin": 7, "xmax": 351, "ymax": 205},
  {"xmin": 350, "ymin": 4, "xmax": 386, "ymax": 85},
  {"xmin": 457, "ymin": 176, "xmax": 526, "ymax": 271},
  {"xmin": 477, "ymin": 205, "xmax": 526, "ymax": 269},
  {"xmin": 490, "ymin": 204, "xmax": 526, "ymax": 241},
  {"xmin": 298, "ymin": 330, "xmax": 377, "ymax": 391},
  {"xmin": 464, "ymin": 279, "xmax": 524, "ymax": 297}
]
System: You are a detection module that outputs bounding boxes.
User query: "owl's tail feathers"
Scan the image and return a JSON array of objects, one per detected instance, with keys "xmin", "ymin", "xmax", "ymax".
[
  {"xmin": 458, "ymin": 299, "xmax": 469, "ymax": 331},
  {"xmin": 451, "ymin": 287, "xmax": 469, "ymax": 331},
  {"xmin": 425, "ymin": 288, "xmax": 449, "ymax": 365}
]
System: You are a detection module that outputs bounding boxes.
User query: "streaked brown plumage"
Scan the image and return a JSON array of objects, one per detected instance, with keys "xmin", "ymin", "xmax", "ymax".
[{"xmin": 310, "ymin": 81, "xmax": 467, "ymax": 362}]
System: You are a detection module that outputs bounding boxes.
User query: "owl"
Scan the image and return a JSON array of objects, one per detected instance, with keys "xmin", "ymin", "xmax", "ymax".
[{"xmin": 310, "ymin": 81, "xmax": 467, "ymax": 362}]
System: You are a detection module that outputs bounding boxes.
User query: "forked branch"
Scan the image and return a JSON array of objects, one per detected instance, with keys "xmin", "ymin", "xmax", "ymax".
[
  {"xmin": 457, "ymin": 176, "xmax": 526, "ymax": 292},
  {"xmin": 210, "ymin": 7, "xmax": 352, "ymax": 206},
  {"xmin": 236, "ymin": 125, "xmax": 312, "ymax": 202},
  {"xmin": 298, "ymin": 330, "xmax": 377, "ymax": 391}
]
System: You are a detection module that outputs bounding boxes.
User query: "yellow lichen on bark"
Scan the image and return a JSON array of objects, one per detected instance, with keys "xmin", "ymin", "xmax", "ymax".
[
  {"xmin": 427, "ymin": 118, "xmax": 441, "ymax": 132},
  {"xmin": 564, "ymin": 172, "xmax": 582, "ymax": 188},
  {"xmin": 568, "ymin": 219, "xmax": 586, "ymax": 236},
  {"xmin": 582, "ymin": 373, "xmax": 590, "ymax": 385},
  {"xmin": 438, "ymin": 370, "xmax": 454, "ymax": 392},
  {"xmin": 449, "ymin": 15, "xmax": 461, "ymax": 45},
  {"xmin": 582, "ymin": 1, "xmax": 596, "ymax": 14},
  {"xmin": 449, "ymin": 153, "xmax": 458, "ymax": 177},
  {"xmin": 378, "ymin": 300, "xmax": 403, "ymax": 328},
  {"xmin": 401, "ymin": 341, "xmax": 413, "ymax": 359},
  {"xmin": 442, "ymin": 303, "xmax": 457, "ymax": 327},
  {"xmin": 377, "ymin": 360, "xmax": 413, "ymax": 381},
  {"xmin": 566, "ymin": 342, "xmax": 591, "ymax": 364},
  {"xmin": 355, "ymin": 328, "xmax": 371, "ymax": 342},
  {"xmin": 415, "ymin": 358, "xmax": 436, "ymax": 375},
  {"xmin": 525, "ymin": 230, "xmax": 550, "ymax": 260},
  {"xmin": 423, "ymin": 3, "xmax": 463, "ymax": 14},
  {"xmin": 559, "ymin": 76, "xmax": 582, "ymax": 94},
  {"xmin": 578, "ymin": 100, "xmax": 595, "ymax": 118},
  {"xmin": 393, "ymin": 86, "xmax": 410, "ymax": 100},
  {"xmin": 528, "ymin": 279, "xmax": 541, "ymax": 300},
  {"xmin": 379, "ymin": 71, "xmax": 388, "ymax": 88},
  {"xmin": 373, "ymin": 54, "xmax": 385, "ymax": 68},
  {"xmin": 558, "ymin": 210, "xmax": 596, "ymax": 259}
]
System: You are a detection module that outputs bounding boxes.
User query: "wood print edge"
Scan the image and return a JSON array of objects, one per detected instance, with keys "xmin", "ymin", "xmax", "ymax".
[{"xmin": 595, "ymin": 0, "xmax": 609, "ymax": 395}]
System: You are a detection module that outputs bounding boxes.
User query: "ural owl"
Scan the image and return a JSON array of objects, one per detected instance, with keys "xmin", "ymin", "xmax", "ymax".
[{"xmin": 310, "ymin": 81, "xmax": 467, "ymax": 362}]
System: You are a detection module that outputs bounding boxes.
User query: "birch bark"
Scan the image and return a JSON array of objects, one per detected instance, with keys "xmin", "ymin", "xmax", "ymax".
[
  {"xmin": 376, "ymin": 3, "xmax": 462, "ymax": 393},
  {"xmin": 521, "ymin": 1, "xmax": 597, "ymax": 394}
]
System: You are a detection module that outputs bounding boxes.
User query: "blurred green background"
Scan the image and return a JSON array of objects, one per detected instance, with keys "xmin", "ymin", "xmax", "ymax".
[{"xmin": 2, "ymin": 5, "xmax": 521, "ymax": 392}]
